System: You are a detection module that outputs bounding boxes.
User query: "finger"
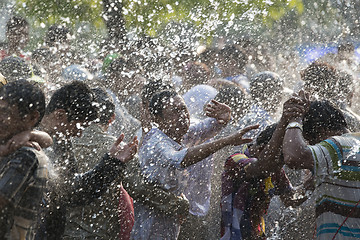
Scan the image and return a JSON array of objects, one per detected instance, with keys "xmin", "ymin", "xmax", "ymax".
[
  {"xmin": 240, "ymin": 124, "xmax": 260, "ymax": 134},
  {"xmin": 239, "ymin": 138, "xmax": 253, "ymax": 144},
  {"xmin": 210, "ymin": 99, "xmax": 220, "ymax": 105},
  {"xmin": 114, "ymin": 133, "xmax": 125, "ymax": 146}
]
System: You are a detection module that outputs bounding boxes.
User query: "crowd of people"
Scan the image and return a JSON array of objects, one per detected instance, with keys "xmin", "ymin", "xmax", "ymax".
[{"xmin": 0, "ymin": 15, "xmax": 360, "ymax": 240}]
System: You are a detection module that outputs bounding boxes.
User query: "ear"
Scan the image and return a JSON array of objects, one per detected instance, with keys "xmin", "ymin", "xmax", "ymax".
[
  {"xmin": 54, "ymin": 109, "xmax": 68, "ymax": 121},
  {"xmin": 23, "ymin": 111, "xmax": 41, "ymax": 128},
  {"xmin": 108, "ymin": 113, "xmax": 116, "ymax": 125}
]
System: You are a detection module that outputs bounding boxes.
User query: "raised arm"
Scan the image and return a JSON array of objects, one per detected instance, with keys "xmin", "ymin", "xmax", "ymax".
[
  {"xmin": 181, "ymin": 125, "xmax": 258, "ymax": 168},
  {"xmin": 245, "ymin": 96, "xmax": 308, "ymax": 177},
  {"xmin": 282, "ymin": 92, "xmax": 313, "ymax": 170}
]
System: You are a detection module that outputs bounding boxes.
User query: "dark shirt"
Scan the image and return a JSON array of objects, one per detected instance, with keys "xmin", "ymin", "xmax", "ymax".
[
  {"xmin": 37, "ymin": 139, "xmax": 126, "ymax": 240},
  {"xmin": 0, "ymin": 147, "xmax": 49, "ymax": 239}
]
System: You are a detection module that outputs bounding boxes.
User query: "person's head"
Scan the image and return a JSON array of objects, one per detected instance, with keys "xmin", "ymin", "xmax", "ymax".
[
  {"xmin": 105, "ymin": 56, "xmax": 142, "ymax": 95},
  {"xmin": 6, "ymin": 16, "xmax": 29, "ymax": 50},
  {"xmin": 182, "ymin": 61, "xmax": 211, "ymax": 88},
  {"xmin": 249, "ymin": 123, "xmax": 278, "ymax": 158},
  {"xmin": 301, "ymin": 61, "xmax": 338, "ymax": 101},
  {"xmin": 44, "ymin": 81, "xmax": 98, "ymax": 138},
  {"xmin": 92, "ymin": 87, "xmax": 115, "ymax": 126},
  {"xmin": 250, "ymin": 71, "xmax": 283, "ymax": 112},
  {"xmin": 303, "ymin": 100, "xmax": 348, "ymax": 145},
  {"xmin": 141, "ymin": 80, "xmax": 174, "ymax": 108},
  {"xmin": 46, "ymin": 24, "xmax": 71, "ymax": 48},
  {"xmin": 217, "ymin": 45, "xmax": 247, "ymax": 77},
  {"xmin": 337, "ymin": 71, "xmax": 354, "ymax": 106},
  {"xmin": 149, "ymin": 90, "xmax": 190, "ymax": 142},
  {"xmin": 0, "ymin": 80, "xmax": 45, "ymax": 144},
  {"xmin": 0, "ymin": 56, "xmax": 32, "ymax": 82},
  {"xmin": 214, "ymin": 85, "xmax": 250, "ymax": 121}
]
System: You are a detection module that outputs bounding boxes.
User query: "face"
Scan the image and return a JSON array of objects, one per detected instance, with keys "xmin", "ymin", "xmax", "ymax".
[
  {"xmin": 7, "ymin": 26, "xmax": 29, "ymax": 49},
  {"xmin": 50, "ymin": 109, "xmax": 89, "ymax": 139},
  {"xmin": 0, "ymin": 100, "xmax": 29, "ymax": 143},
  {"xmin": 157, "ymin": 95, "xmax": 190, "ymax": 141}
]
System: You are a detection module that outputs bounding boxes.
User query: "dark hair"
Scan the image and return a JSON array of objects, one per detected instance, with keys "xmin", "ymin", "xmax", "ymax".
[
  {"xmin": 303, "ymin": 100, "xmax": 347, "ymax": 141},
  {"xmin": 92, "ymin": 87, "xmax": 115, "ymax": 124},
  {"xmin": 141, "ymin": 80, "xmax": 174, "ymax": 106},
  {"xmin": 149, "ymin": 90, "xmax": 177, "ymax": 117},
  {"xmin": 250, "ymin": 71, "xmax": 283, "ymax": 101},
  {"xmin": 46, "ymin": 25, "xmax": 71, "ymax": 46},
  {"xmin": 0, "ymin": 56, "xmax": 32, "ymax": 82},
  {"xmin": 301, "ymin": 61, "xmax": 338, "ymax": 100},
  {"xmin": 46, "ymin": 81, "xmax": 98, "ymax": 122},
  {"xmin": 218, "ymin": 45, "xmax": 247, "ymax": 69},
  {"xmin": 0, "ymin": 79, "xmax": 45, "ymax": 127},
  {"xmin": 256, "ymin": 123, "xmax": 278, "ymax": 146},
  {"xmin": 6, "ymin": 16, "xmax": 28, "ymax": 32}
]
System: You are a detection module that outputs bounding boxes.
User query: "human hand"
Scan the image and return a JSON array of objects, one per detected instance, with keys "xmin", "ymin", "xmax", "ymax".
[
  {"xmin": 227, "ymin": 124, "xmax": 259, "ymax": 146},
  {"xmin": 110, "ymin": 134, "xmax": 138, "ymax": 163},
  {"xmin": 205, "ymin": 99, "xmax": 231, "ymax": 125},
  {"xmin": 281, "ymin": 90, "xmax": 311, "ymax": 123}
]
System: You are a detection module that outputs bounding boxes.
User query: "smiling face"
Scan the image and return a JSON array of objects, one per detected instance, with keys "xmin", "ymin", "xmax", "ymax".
[{"xmin": 156, "ymin": 95, "xmax": 190, "ymax": 142}]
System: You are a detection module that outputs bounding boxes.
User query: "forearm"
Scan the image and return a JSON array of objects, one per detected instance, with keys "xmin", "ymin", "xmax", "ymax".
[
  {"xmin": 30, "ymin": 130, "xmax": 53, "ymax": 148},
  {"xmin": 181, "ymin": 136, "xmax": 230, "ymax": 168},
  {"xmin": 65, "ymin": 153, "xmax": 126, "ymax": 206},
  {"xmin": 123, "ymin": 161, "xmax": 189, "ymax": 216},
  {"xmin": 283, "ymin": 122, "xmax": 313, "ymax": 169}
]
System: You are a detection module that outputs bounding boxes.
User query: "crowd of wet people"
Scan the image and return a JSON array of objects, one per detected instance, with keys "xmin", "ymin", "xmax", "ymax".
[{"xmin": 0, "ymin": 15, "xmax": 360, "ymax": 240}]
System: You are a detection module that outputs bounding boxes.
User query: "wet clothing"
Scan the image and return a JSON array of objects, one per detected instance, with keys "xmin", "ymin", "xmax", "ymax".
[
  {"xmin": 38, "ymin": 139, "xmax": 126, "ymax": 240},
  {"xmin": 131, "ymin": 118, "xmax": 223, "ymax": 239},
  {"xmin": 0, "ymin": 147, "xmax": 49, "ymax": 240},
  {"xmin": 309, "ymin": 133, "xmax": 360, "ymax": 240},
  {"xmin": 220, "ymin": 147, "xmax": 292, "ymax": 240}
]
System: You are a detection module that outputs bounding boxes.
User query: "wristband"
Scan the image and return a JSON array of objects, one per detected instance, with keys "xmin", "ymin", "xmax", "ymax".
[{"xmin": 286, "ymin": 121, "xmax": 303, "ymax": 131}]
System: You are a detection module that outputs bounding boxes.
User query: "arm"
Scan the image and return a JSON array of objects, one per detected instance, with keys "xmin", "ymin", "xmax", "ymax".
[
  {"xmin": 0, "ymin": 130, "xmax": 52, "ymax": 157},
  {"xmin": 282, "ymin": 92, "xmax": 313, "ymax": 170},
  {"xmin": 123, "ymin": 159, "xmax": 189, "ymax": 218},
  {"xmin": 63, "ymin": 134, "xmax": 138, "ymax": 206},
  {"xmin": 181, "ymin": 125, "xmax": 258, "ymax": 168},
  {"xmin": 245, "ymin": 100, "xmax": 307, "ymax": 177},
  {"xmin": 283, "ymin": 122, "xmax": 313, "ymax": 170}
]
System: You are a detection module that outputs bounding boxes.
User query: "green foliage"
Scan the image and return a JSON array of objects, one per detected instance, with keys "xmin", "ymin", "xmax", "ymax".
[{"xmin": 15, "ymin": 0, "xmax": 304, "ymax": 36}]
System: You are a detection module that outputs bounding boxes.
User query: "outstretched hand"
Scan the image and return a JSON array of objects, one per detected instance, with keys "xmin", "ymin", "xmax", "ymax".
[
  {"xmin": 205, "ymin": 99, "xmax": 231, "ymax": 125},
  {"xmin": 110, "ymin": 134, "xmax": 138, "ymax": 163},
  {"xmin": 228, "ymin": 124, "xmax": 259, "ymax": 146}
]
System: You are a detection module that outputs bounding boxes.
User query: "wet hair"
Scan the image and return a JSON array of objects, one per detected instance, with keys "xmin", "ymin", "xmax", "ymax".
[
  {"xmin": 301, "ymin": 61, "xmax": 338, "ymax": 100},
  {"xmin": 337, "ymin": 71, "xmax": 354, "ymax": 101},
  {"xmin": 32, "ymin": 48, "xmax": 53, "ymax": 66},
  {"xmin": 92, "ymin": 87, "xmax": 115, "ymax": 124},
  {"xmin": 256, "ymin": 123, "xmax": 278, "ymax": 146},
  {"xmin": 6, "ymin": 16, "xmax": 29, "ymax": 32},
  {"xmin": 0, "ymin": 79, "xmax": 45, "ymax": 127},
  {"xmin": 0, "ymin": 56, "xmax": 32, "ymax": 82},
  {"xmin": 149, "ymin": 90, "xmax": 177, "ymax": 117},
  {"xmin": 218, "ymin": 45, "xmax": 247, "ymax": 70},
  {"xmin": 303, "ymin": 100, "xmax": 347, "ymax": 141},
  {"xmin": 214, "ymin": 85, "xmax": 250, "ymax": 119},
  {"xmin": 141, "ymin": 80, "xmax": 174, "ymax": 106},
  {"xmin": 46, "ymin": 81, "xmax": 98, "ymax": 122},
  {"xmin": 250, "ymin": 71, "xmax": 283, "ymax": 102},
  {"xmin": 46, "ymin": 25, "xmax": 71, "ymax": 46}
]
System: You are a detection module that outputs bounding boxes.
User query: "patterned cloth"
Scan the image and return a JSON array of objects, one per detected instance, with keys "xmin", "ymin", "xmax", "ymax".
[
  {"xmin": 220, "ymin": 146, "xmax": 292, "ymax": 240},
  {"xmin": 131, "ymin": 118, "xmax": 223, "ymax": 240},
  {"xmin": 0, "ymin": 147, "xmax": 49, "ymax": 240},
  {"xmin": 309, "ymin": 133, "xmax": 360, "ymax": 239}
]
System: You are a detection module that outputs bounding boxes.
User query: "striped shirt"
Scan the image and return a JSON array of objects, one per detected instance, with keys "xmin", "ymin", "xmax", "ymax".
[{"xmin": 309, "ymin": 133, "xmax": 360, "ymax": 239}]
